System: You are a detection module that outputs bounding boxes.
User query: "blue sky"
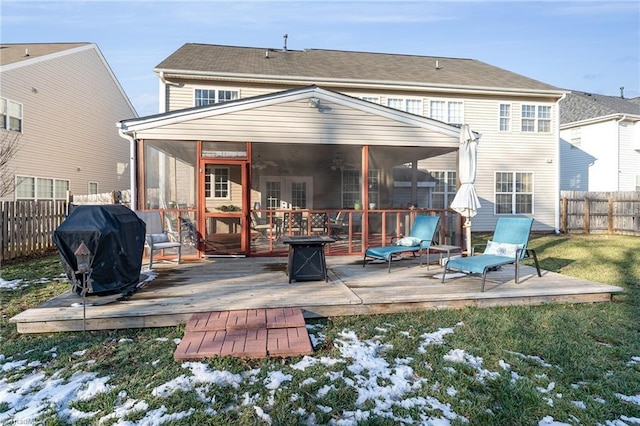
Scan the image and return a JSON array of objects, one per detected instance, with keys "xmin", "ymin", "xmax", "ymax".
[{"xmin": 2, "ymin": 1, "xmax": 638, "ymax": 117}]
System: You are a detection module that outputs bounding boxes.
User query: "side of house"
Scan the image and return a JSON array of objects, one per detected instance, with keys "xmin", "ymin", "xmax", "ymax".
[
  {"xmin": 153, "ymin": 44, "xmax": 565, "ymax": 232},
  {"xmin": 0, "ymin": 43, "xmax": 137, "ymax": 202},
  {"xmin": 560, "ymin": 91, "xmax": 640, "ymax": 191}
]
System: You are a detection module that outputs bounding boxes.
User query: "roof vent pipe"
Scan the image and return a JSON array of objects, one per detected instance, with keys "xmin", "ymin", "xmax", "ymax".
[
  {"xmin": 25, "ymin": 48, "xmax": 29, "ymax": 57},
  {"xmin": 283, "ymin": 33, "xmax": 288, "ymax": 51},
  {"xmin": 265, "ymin": 50, "xmax": 269, "ymax": 59},
  {"xmin": 620, "ymin": 86, "xmax": 624, "ymax": 99},
  {"xmin": 435, "ymin": 60, "xmax": 440, "ymax": 69}
]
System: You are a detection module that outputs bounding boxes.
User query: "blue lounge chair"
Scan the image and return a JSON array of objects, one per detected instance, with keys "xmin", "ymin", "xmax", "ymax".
[
  {"xmin": 363, "ymin": 215, "xmax": 440, "ymax": 272},
  {"xmin": 442, "ymin": 217, "xmax": 541, "ymax": 292}
]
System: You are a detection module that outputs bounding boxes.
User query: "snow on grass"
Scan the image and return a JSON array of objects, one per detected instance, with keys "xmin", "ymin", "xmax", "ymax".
[
  {"xmin": 0, "ymin": 277, "xmax": 23, "ymax": 289},
  {"xmin": 1, "ymin": 321, "xmax": 637, "ymax": 424}
]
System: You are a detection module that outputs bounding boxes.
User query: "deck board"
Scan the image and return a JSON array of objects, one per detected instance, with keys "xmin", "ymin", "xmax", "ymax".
[{"xmin": 10, "ymin": 256, "xmax": 624, "ymax": 333}]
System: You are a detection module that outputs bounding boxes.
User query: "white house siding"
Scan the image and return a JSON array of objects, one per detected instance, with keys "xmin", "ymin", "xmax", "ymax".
[
  {"xmin": 0, "ymin": 45, "xmax": 135, "ymax": 200},
  {"xmin": 618, "ymin": 121, "xmax": 640, "ymax": 191},
  {"xmin": 560, "ymin": 121, "xmax": 620, "ymax": 192}
]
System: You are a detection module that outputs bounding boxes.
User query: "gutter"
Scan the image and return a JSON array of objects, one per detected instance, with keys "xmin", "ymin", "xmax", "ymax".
[
  {"xmin": 616, "ymin": 115, "xmax": 627, "ymax": 190},
  {"xmin": 117, "ymin": 125, "xmax": 137, "ymax": 211}
]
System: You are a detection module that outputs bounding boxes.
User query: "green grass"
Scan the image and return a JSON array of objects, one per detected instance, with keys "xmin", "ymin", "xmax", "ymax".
[{"xmin": 1, "ymin": 234, "xmax": 639, "ymax": 425}]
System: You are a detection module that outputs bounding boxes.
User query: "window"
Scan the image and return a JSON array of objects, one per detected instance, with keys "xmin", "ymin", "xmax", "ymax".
[
  {"xmin": 570, "ymin": 127, "xmax": 581, "ymax": 149},
  {"xmin": 495, "ymin": 172, "xmax": 533, "ymax": 214},
  {"xmin": 0, "ymin": 97, "xmax": 23, "ymax": 132},
  {"xmin": 499, "ymin": 104, "xmax": 511, "ymax": 131},
  {"xmin": 88, "ymin": 182, "xmax": 98, "ymax": 195},
  {"xmin": 429, "ymin": 100, "xmax": 463, "ymax": 124},
  {"xmin": 195, "ymin": 89, "xmax": 239, "ymax": 107},
  {"xmin": 205, "ymin": 166, "xmax": 229, "ymax": 199},
  {"xmin": 360, "ymin": 96, "xmax": 380, "ymax": 104},
  {"xmin": 368, "ymin": 169, "xmax": 379, "ymax": 206},
  {"xmin": 342, "ymin": 170, "xmax": 361, "ymax": 208},
  {"xmin": 521, "ymin": 104, "xmax": 552, "ymax": 132},
  {"xmin": 387, "ymin": 98, "xmax": 423, "ymax": 115},
  {"xmin": 15, "ymin": 176, "xmax": 69, "ymax": 200},
  {"xmin": 431, "ymin": 171, "xmax": 457, "ymax": 209}
]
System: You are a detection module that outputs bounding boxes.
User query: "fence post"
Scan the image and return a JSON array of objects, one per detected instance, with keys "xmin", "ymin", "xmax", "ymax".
[
  {"xmin": 608, "ymin": 197, "xmax": 614, "ymax": 234},
  {"xmin": 560, "ymin": 197, "xmax": 567, "ymax": 233},
  {"xmin": 584, "ymin": 197, "xmax": 590, "ymax": 234}
]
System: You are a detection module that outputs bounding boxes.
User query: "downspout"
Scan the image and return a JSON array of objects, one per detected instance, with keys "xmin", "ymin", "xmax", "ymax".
[
  {"xmin": 158, "ymin": 71, "xmax": 181, "ymax": 114},
  {"xmin": 118, "ymin": 126, "xmax": 137, "ymax": 211},
  {"xmin": 615, "ymin": 115, "xmax": 627, "ymax": 190},
  {"xmin": 554, "ymin": 92, "xmax": 567, "ymax": 234}
]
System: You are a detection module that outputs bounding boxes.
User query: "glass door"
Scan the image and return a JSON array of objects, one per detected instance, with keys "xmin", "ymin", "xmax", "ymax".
[{"xmin": 200, "ymin": 161, "xmax": 248, "ymax": 256}]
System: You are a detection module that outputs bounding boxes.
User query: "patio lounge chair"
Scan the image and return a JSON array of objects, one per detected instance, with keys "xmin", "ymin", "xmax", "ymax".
[
  {"xmin": 442, "ymin": 217, "xmax": 541, "ymax": 292},
  {"xmin": 363, "ymin": 214, "xmax": 440, "ymax": 272},
  {"xmin": 135, "ymin": 211, "xmax": 182, "ymax": 269}
]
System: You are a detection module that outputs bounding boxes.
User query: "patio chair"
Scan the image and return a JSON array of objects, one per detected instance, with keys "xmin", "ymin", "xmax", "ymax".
[
  {"xmin": 442, "ymin": 217, "xmax": 542, "ymax": 292},
  {"xmin": 282, "ymin": 211, "xmax": 304, "ymax": 236},
  {"xmin": 251, "ymin": 211, "xmax": 275, "ymax": 240},
  {"xmin": 329, "ymin": 211, "xmax": 348, "ymax": 239},
  {"xmin": 310, "ymin": 212, "xmax": 328, "ymax": 235},
  {"xmin": 135, "ymin": 211, "xmax": 182, "ymax": 269},
  {"xmin": 363, "ymin": 214, "xmax": 440, "ymax": 272}
]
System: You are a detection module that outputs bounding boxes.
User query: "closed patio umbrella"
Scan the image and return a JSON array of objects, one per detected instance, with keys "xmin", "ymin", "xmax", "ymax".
[{"xmin": 450, "ymin": 124, "xmax": 481, "ymax": 255}]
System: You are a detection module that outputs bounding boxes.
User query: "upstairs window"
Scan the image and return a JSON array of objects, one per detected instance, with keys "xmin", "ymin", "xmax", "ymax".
[
  {"xmin": 195, "ymin": 89, "xmax": 239, "ymax": 107},
  {"xmin": 499, "ymin": 104, "xmax": 511, "ymax": 131},
  {"xmin": 429, "ymin": 100, "xmax": 463, "ymax": 125},
  {"xmin": 360, "ymin": 96, "xmax": 380, "ymax": 104},
  {"xmin": 0, "ymin": 97, "xmax": 23, "ymax": 132},
  {"xmin": 387, "ymin": 98, "xmax": 423, "ymax": 115},
  {"xmin": 522, "ymin": 104, "xmax": 552, "ymax": 132}
]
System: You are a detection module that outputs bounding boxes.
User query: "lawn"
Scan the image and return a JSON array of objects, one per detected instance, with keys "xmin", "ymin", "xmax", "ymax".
[{"xmin": 0, "ymin": 233, "xmax": 639, "ymax": 425}]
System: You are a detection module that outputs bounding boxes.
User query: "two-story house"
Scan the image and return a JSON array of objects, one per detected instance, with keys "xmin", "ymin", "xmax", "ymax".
[
  {"xmin": 118, "ymin": 43, "xmax": 566, "ymax": 258},
  {"xmin": 559, "ymin": 91, "xmax": 640, "ymax": 191},
  {"xmin": 0, "ymin": 43, "xmax": 137, "ymax": 202}
]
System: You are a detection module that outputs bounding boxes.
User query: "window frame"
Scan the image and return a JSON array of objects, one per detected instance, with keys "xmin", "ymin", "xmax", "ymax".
[
  {"xmin": 194, "ymin": 88, "xmax": 240, "ymax": 107},
  {"xmin": 428, "ymin": 99, "xmax": 464, "ymax": 125},
  {"xmin": 521, "ymin": 104, "xmax": 552, "ymax": 133},
  {"xmin": 1, "ymin": 97, "xmax": 23, "ymax": 132},
  {"xmin": 494, "ymin": 171, "xmax": 534, "ymax": 215},
  {"xmin": 15, "ymin": 175, "xmax": 69, "ymax": 201},
  {"xmin": 386, "ymin": 97, "xmax": 424, "ymax": 116},
  {"xmin": 88, "ymin": 181, "xmax": 99, "ymax": 195},
  {"xmin": 499, "ymin": 103, "xmax": 511, "ymax": 132},
  {"xmin": 205, "ymin": 166, "xmax": 231, "ymax": 200},
  {"xmin": 430, "ymin": 170, "xmax": 457, "ymax": 209}
]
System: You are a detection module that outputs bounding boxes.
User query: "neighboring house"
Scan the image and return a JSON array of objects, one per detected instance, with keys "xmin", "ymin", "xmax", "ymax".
[
  {"xmin": 119, "ymin": 43, "xmax": 566, "ymax": 258},
  {"xmin": 0, "ymin": 43, "xmax": 137, "ymax": 202},
  {"xmin": 559, "ymin": 91, "xmax": 640, "ymax": 191}
]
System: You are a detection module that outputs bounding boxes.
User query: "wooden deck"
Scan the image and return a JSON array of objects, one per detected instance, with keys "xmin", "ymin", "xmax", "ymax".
[{"xmin": 10, "ymin": 255, "xmax": 624, "ymax": 334}]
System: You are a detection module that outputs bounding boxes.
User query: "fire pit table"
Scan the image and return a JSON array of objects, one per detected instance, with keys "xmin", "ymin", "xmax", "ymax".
[{"xmin": 282, "ymin": 235, "xmax": 335, "ymax": 283}]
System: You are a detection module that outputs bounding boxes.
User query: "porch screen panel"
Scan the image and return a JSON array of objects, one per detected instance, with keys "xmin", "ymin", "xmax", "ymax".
[{"xmin": 143, "ymin": 140, "xmax": 197, "ymax": 210}]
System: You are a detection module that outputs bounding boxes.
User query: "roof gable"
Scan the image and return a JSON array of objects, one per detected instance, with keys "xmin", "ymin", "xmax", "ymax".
[{"xmin": 155, "ymin": 43, "xmax": 563, "ymax": 95}]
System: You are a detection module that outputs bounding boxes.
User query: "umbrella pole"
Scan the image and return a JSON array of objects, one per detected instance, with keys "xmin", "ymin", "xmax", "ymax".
[{"xmin": 464, "ymin": 217, "xmax": 472, "ymax": 256}]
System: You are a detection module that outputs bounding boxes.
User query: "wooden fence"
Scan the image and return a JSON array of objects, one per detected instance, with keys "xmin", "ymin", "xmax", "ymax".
[
  {"xmin": 560, "ymin": 191, "xmax": 640, "ymax": 236},
  {"xmin": 0, "ymin": 200, "xmax": 68, "ymax": 262}
]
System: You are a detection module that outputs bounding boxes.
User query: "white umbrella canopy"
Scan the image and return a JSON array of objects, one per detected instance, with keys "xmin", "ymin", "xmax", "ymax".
[{"xmin": 450, "ymin": 124, "xmax": 481, "ymax": 255}]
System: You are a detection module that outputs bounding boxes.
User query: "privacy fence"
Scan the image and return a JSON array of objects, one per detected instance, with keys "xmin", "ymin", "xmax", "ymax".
[
  {"xmin": 1, "ymin": 191, "xmax": 131, "ymax": 262},
  {"xmin": 560, "ymin": 191, "xmax": 640, "ymax": 236}
]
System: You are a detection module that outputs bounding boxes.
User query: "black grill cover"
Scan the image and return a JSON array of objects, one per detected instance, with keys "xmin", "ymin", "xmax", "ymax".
[{"xmin": 52, "ymin": 205, "xmax": 146, "ymax": 295}]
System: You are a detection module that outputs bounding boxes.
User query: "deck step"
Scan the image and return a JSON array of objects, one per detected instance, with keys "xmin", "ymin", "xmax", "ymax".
[{"xmin": 175, "ymin": 308, "xmax": 312, "ymax": 361}]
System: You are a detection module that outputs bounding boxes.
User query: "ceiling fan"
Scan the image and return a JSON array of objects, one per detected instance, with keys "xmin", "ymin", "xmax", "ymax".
[{"xmin": 252, "ymin": 154, "xmax": 279, "ymax": 170}]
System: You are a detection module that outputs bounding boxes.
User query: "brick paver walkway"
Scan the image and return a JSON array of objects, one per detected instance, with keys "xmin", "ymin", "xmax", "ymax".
[{"xmin": 174, "ymin": 307, "xmax": 313, "ymax": 360}]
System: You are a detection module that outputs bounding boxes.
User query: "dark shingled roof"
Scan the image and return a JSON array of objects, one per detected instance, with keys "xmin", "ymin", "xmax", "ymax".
[
  {"xmin": 0, "ymin": 43, "xmax": 90, "ymax": 66},
  {"xmin": 560, "ymin": 91, "xmax": 640, "ymax": 124},
  {"xmin": 155, "ymin": 43, "xmax": 563, "ymax": 94}
]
